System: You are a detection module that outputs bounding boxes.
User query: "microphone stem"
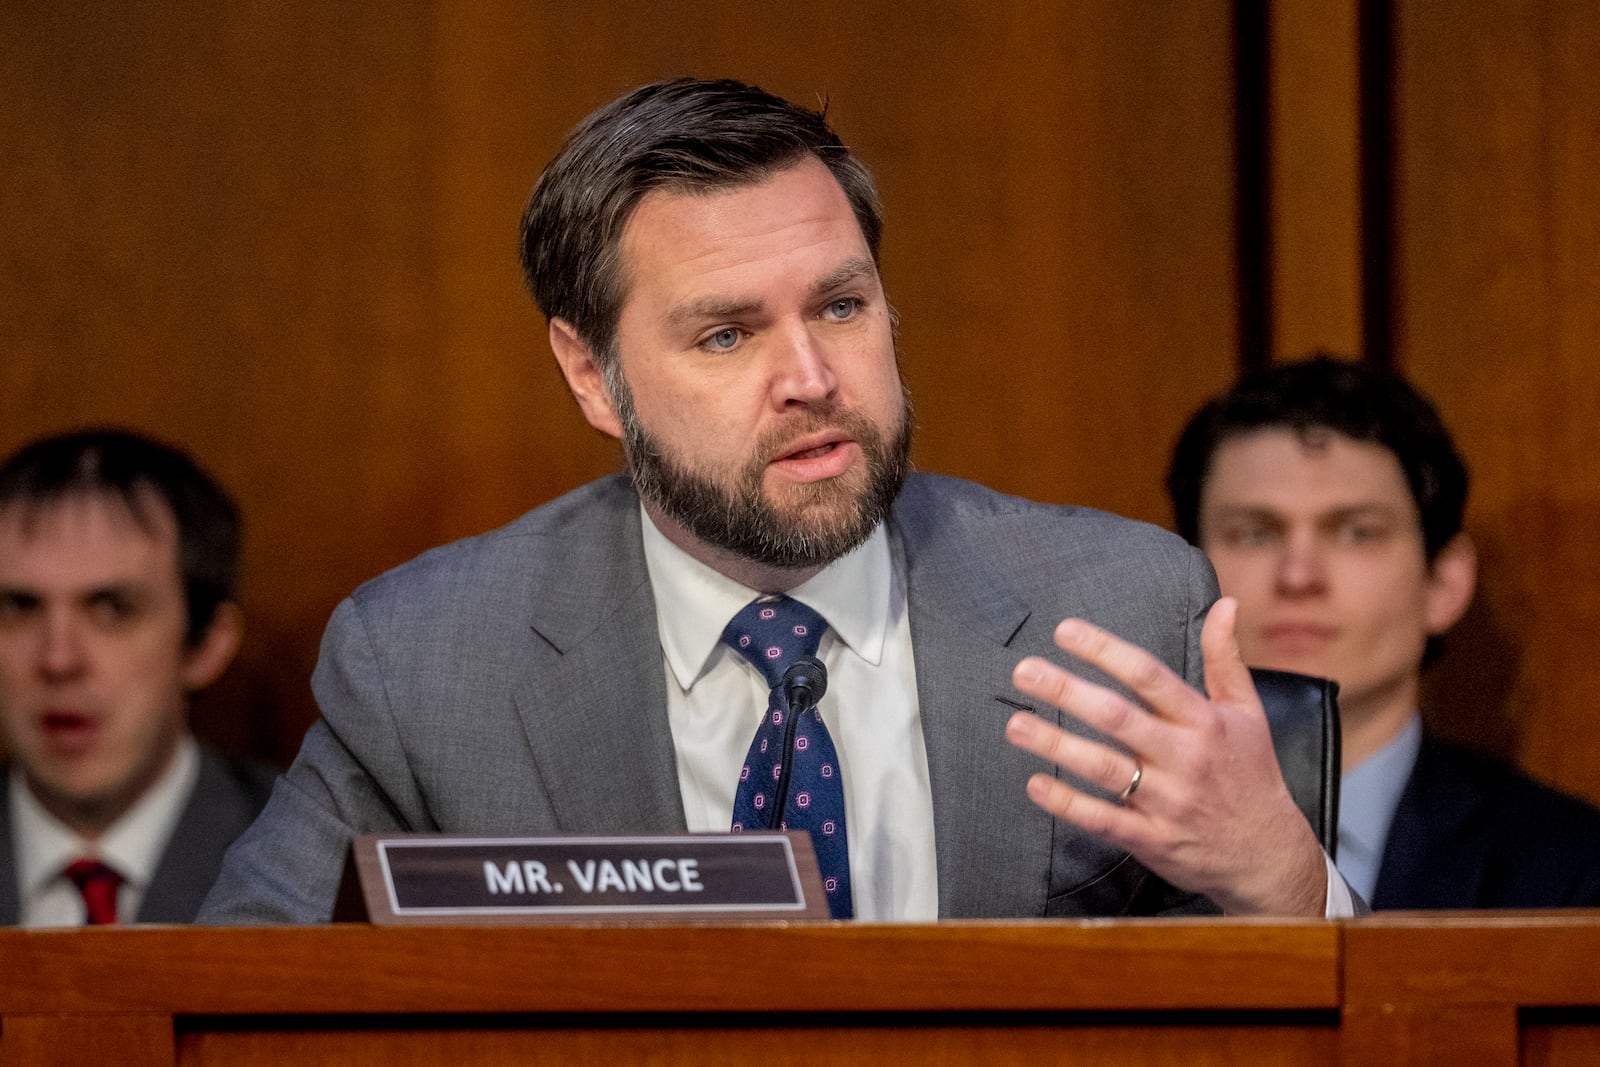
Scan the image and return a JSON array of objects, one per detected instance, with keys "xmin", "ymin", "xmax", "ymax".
[{"xmin": 769, "ymin": 687, "xmax": 811, "ymax": 829}]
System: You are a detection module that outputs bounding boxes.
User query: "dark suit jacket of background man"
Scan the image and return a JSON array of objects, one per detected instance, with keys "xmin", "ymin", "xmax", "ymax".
[
  {"xmin": 1372, "ymin": 736, "xmax": 1600, "ymax": 909},
  {"xmin": 1, "ymin": 747, "xmax": 276, "ymax": 924},
  {"xmin": 202, "ymin": 472, "xmax": 1226, "ymax": 924}
]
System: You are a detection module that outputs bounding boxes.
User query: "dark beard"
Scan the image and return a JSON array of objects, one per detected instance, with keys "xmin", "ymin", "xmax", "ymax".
[{"xmin": 614, "ymin": 376, "xmax": 914, "ymax": 570}]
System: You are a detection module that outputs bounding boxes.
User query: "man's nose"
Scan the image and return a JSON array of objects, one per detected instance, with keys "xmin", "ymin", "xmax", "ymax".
[
  {"xmin": 770, "ymin": 321, "xmax": 840, "ymax": 407},
  {"xmin": 1274, "ymin": 535, "xmax": 1328, "ymax": 595},
  {"xmin": 38, "ymin": 613, "xmax": 87, "ymax": 680}
]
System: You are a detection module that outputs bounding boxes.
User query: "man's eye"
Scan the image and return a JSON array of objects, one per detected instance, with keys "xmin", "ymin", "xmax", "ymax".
[
  {"xmin": 702, "ymin": 328, "xmax": 742, "ymax": 352},
  {"xmin": 1339, "ymin": 522, "xmax": 1385, "ymax": 545},
  {"xmin": 1220, "ymin": 525, "xmax": 1275, "ymax": 547},
  {"xmin": 0, "ymin": 594, "xmax": 39, "ymax": 623},
  {"xmin": 88, "ymin": 595, "xmax": 138, "ymax": 626},
  {"xmin": 823, "ymin": 297, "xmax": 861, "ymax": 321}
]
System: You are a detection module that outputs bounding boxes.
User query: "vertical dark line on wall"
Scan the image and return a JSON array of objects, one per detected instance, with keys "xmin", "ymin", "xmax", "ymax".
[
  {"xmin": 1358, "ymin": 0, "xmax": 1396, "ymax": 370},
  {"xmin": 1232, "ymin": 0, "xmax": 1273, "ymax": 375}
]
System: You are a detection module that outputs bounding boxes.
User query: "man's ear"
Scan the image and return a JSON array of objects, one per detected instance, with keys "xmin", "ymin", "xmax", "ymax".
[
  {"xmin": 549, "ymin": 318, "xmax": 624, "ymax": 440},
  {"xmin": 1424, "ymin": 533, "xmax": 1477, "ymax": 635},
  {"xmin": 181, "ymin": 602, "xmax": 244, "ymax": 691}
]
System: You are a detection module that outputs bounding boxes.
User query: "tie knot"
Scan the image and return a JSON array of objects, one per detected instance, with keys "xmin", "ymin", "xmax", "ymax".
[
  {"xmin": 721, "ymin": 596, "xmax": 829, "ymax": 688},
  {"xmin": 63, "ymin": 858, "xmax": 123, "ymax": 925},
  {"xmin": 63, "ymin": 858, "xmax": 121, "ymax": 891}
]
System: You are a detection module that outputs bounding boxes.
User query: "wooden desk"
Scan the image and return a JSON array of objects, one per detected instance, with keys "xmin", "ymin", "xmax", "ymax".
[
  {"xmin": 6, "ymin": 916, "xmax": 1600, "ymax": 1064},
  {"xmin": 2, "ymin": 921, "xmax": 1337, "ymax": 1065},
  {"xmin": 1342, "ymin": 913, "xmax": 1600, "ymax": 1066}
]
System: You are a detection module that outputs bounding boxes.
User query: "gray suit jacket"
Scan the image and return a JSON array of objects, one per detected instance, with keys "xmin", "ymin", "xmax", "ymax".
[
  {"xmin": 202, "ymin": 473, "xmax": 1219, "ymax": 923},
  {"xmin": 2, "ymin": 745, "xmax": 276, "ymax": 925}
]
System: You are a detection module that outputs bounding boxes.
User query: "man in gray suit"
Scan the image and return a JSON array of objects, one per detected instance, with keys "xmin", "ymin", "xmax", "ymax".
[
  {"xmin": 1, "ymin": 429, "xmax": 275, "ymax": 925},
  {"xmin": 204, "ymin": 78, "xmax": 1343, "ymax": 923}
]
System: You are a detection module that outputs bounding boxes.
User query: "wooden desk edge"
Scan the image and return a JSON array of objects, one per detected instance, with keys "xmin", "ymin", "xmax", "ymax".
[{"xmin": 2, "ymin": 918, "xmax": 1339, "ymax": 1015}]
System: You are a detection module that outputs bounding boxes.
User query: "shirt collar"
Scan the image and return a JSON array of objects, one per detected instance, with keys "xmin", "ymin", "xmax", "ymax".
[
  {"xmin": 639, "ymin": 504, "xmax": 893, "ymax": 692},
  {"xmin": 1338, "ymin": 713, "xmax": 1423, "ymax": 862},
  {"xmin": 11, "ymin": 735, "xmax": 200, "ymax": 897}
]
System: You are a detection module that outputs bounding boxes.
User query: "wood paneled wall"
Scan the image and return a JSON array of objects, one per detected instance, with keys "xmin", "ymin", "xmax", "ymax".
[
  {"xmin": 3, "ymin": 2, "xmax": 1596, "ymax": 809},
  {"xmin": 1390, "ymin": 1, "xmax": 1600, "ymax": 803},
  {"xmin": 0, "ymin": 2, "xmax": 1241, "ymax": 764},
  {"xmin": 1261, "ymin": 0, "xmax": 1600, "ymax": 805}
]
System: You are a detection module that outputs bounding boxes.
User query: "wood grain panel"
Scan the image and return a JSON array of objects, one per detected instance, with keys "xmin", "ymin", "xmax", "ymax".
[
  {"xmin": 17, "ymin": 919, "xmax": 1600, "ymax": 1065},
  {"xmin": 1525, "ymin": 1021, "xmax": 1600, "ymax": 1067},
  {"xmin": 0, "ymin": 924, "xmax": 1340, "ymax": 1065},
  {"xmin": 1268, "ymin": 0, "xmax": 1364, "ymax": 360},
  {"xmin": 179, "ymin": 1022, "xmax": 1334, "ymax": 1067},
  {"xmin": 1344, "ymin": 913, "xmax": 1600, "ymax": 1007},
  {"xmin": 1390, "ymin": 0, "xmax": 1600, "ymax": 804},
  {"xmin": 1341, "ymin": 1003, "xmax": 1519, "ymax": 1067},
  {"xmin": 0, "ymin": 2, "xmax": 444, "ymax": 761},
  {"xmin": 1343, "ymin": 913, "xmax": 1600, "ymax": 1064},
  {"xmin": 1, "ymin": 2, "xmax": 1244, "ymax": 759},
  {"xmin": 0, "ymin": 1013, "xmax": 174, "ymax": 1066},
  {"xmin": 0, "ymin": 922, "xmax": 1339, "ymax": 1014}
]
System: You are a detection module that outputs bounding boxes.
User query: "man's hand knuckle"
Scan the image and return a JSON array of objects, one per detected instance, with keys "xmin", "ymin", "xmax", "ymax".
[{"xmin": 1102, "ymin": 698, "xmax": 1133, "ymax": 734}]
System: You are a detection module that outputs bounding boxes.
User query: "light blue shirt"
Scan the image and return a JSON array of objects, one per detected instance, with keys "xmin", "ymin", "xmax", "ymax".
[{"xmin": 1336, "ymin": 714, "xmax": 1423, "ymax": 902}]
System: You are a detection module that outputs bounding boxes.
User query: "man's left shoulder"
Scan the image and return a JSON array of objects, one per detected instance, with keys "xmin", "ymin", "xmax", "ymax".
[{"xmin": 892, "ymin": 472, "xmax": 1203, "ymax": 571}]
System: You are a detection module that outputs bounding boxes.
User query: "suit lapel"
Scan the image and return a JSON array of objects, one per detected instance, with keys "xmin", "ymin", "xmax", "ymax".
[
  {"xmin": 894, "ymin": 492, "xmax": 1057, "ymax": 919},
  {"xmin": 1374, "ymin": 741, "xmax": 1486, "ymax": 908},
  {"xmin": 139, "ymin": 757, "xmax": 214, "ymax": 923},
  {"xmin": 512, "ymin": 493, "xmax": 687, "ymax": 835},
  {"xmin": 138, "ymin": 749, "xmax": 270, "ymax": 923},
  {"xmin": 908, "ymin": 591, "xmax": 1056, "ymax": 918}
]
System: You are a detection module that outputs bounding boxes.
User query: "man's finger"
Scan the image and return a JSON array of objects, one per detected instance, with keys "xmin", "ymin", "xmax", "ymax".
[
  {"xmin": 1049, "ymin": 617, "xmax": 1206, "ymax": 726},
  {"xmin": 1022, "ymin": 772, "xmax": 1145, "ymax": 849},
  {"xmin": 1011, "ymin": 656, "xmax": 1170, "ymax": 756},
  {"xmin": 1005, "ymin": 711, "xmax": 1149, "ymax": 800},
  {"xmin": 1200, "ymin": 597, "xmax": 1259, "ymax": 712}
]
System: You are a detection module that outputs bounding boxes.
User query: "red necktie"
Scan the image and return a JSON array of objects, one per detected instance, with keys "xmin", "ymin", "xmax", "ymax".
[{"xmin": 63, "ymin": 859, "xmax": 123, "ymax": 925}]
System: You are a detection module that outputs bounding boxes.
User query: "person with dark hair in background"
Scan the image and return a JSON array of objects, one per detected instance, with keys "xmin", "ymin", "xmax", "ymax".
[
  {"xmin": 1168, "ymin": 354, "xmax": 1600, "ymax": 908},
  {"xmin": 0, "ymin": 429, "xmax": 276, "ymax": 925},
  {"xmin": 204, "ymin": 78, "xmax": 1358, "ymax": 924}
]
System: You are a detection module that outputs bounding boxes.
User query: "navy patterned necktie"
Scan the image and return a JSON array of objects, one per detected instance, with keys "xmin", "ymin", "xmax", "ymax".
[{"xmin": 722, "ymin": 596, "xmax": 853, "ymax": 919}]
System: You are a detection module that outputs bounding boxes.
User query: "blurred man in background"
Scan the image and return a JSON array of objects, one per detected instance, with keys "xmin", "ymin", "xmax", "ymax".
[
  {"xmin": 1168, "ymin": 355, "xmax": 1600, "ymax": 908},
  {"xmin": 0, "ymin": 429, "xmax": 275, "ymax": 925}
]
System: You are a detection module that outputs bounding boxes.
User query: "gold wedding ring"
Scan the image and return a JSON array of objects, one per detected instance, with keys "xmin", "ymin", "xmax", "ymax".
[{"xmin": 1119, "ymin": 759, "xmax": 1143, "ymax": 803}]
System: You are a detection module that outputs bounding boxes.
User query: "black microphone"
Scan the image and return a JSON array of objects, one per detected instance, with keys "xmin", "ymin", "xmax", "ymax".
[
  {"xmin": 781, "ymin": 655, "xmax": 828, "ymax": 716},
  {"xmin": 771, "ymin": 656, "xmax": 828, "ymax": 829}
]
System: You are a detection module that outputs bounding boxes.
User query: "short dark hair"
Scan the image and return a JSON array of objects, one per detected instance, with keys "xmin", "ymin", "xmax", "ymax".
[
  {"xmin": 0, "ymin": 428, "xmax": 241, "ymax": 646},
  {"xmin": 518, "ymin": 77, "xmax": 884, "ymax": 368},
  {"xmin": 1166, "ymin": 354, "xmax": 1469, "ymax": 562}
]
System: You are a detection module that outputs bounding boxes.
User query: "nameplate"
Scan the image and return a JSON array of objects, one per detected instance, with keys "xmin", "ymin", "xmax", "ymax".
[{"xmin": 334, "ymin": 832, "xmax": 829, "ymax": 924}]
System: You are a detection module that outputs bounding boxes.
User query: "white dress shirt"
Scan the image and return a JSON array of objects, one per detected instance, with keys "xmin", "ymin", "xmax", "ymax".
[{"xmin": 10, "ymin": 735, "xmax": 200, "ymax": 927}]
